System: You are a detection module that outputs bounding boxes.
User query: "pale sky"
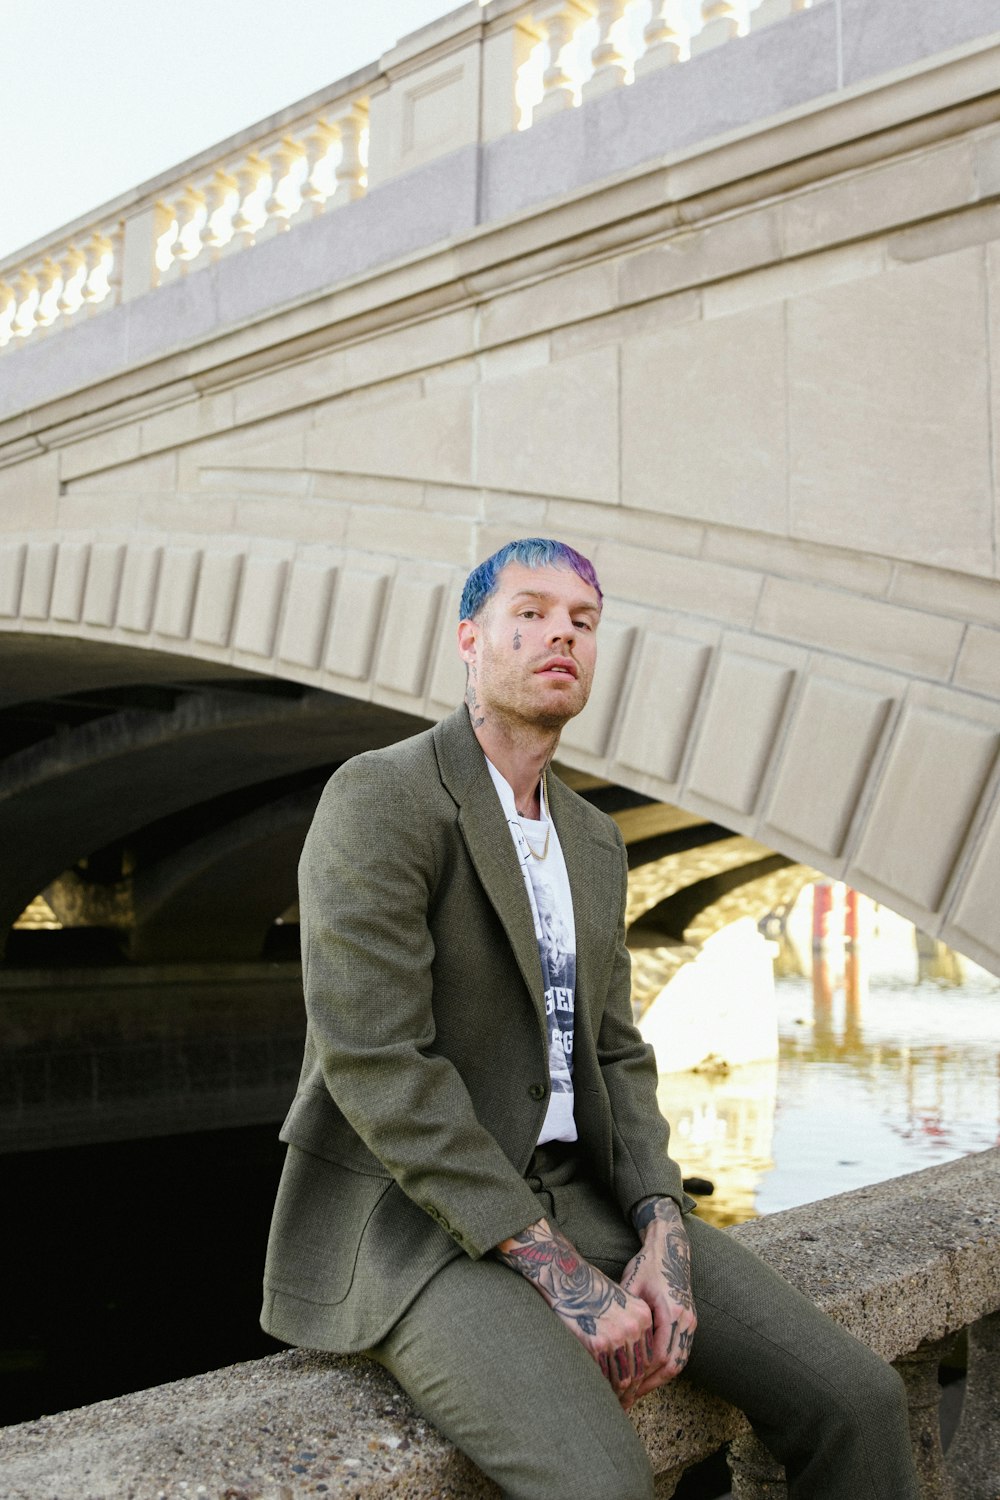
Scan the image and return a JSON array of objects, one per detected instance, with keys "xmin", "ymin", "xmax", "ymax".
[{"xmin": 0, "ymin": 0, "xmax": 477, "ymax": 261}]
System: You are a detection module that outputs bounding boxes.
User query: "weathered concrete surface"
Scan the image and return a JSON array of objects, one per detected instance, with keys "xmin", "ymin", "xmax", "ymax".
[{"xmin": 1, "ymin": 1149, "xmax": 997, "ymax": 1499}]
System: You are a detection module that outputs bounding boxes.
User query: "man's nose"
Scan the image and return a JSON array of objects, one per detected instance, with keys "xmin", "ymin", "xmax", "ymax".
[{"xmin": 547, "ymin": 613, "xmax": 575, "ymax": 645}]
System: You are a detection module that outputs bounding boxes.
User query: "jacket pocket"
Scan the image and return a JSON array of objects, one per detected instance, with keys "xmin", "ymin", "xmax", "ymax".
[{"xmin": 265, "ymin": 1144, "xmax": 392, "ymax": 1306}]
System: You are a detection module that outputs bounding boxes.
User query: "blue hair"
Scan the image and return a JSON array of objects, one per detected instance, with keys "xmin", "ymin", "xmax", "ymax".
[{"xmin": 459, "ymin": 538, "xmax": 602, "ymax": 621}]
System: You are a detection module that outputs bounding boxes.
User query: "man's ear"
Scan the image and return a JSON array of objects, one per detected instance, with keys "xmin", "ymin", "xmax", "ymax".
[{"xmin": 457, "ymin": 617, "xmax": 477, "ymax": 666}]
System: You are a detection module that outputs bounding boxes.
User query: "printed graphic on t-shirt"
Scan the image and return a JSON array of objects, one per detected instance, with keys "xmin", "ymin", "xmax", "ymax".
[{"xmin": 533, "ymin": 874, "xmax": 576, "ymax": 1094}]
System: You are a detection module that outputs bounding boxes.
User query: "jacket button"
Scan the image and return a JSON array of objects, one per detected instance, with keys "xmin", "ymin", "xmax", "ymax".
[{"xmin": 528, "ymin": 1083, "xmax": 547, "ymax": 1101}]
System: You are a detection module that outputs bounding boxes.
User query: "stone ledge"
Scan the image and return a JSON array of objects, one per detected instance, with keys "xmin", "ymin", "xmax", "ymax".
[{"xmin": 1, "ymin": 1149, "xmax": 997, "ymax": 1499}]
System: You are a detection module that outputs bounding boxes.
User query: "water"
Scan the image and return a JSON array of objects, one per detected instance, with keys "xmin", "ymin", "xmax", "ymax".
[{"xmin": 663, "ymin": 951, "xmax": 1000, "ymax": 1227}]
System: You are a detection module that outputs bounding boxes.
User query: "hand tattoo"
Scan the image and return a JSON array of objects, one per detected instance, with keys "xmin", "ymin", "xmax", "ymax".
[
  {"xmin": 631, "ymin": 1196, "xmax": 695, "ymax": 1312},
  {"xmin": 660, "ymin": 1228, "xmax": 694, "ymax": 1308},
  {"xmin": 622, "ymin": 1252, "xmax": 645, "ymax": 1292},
  {"xmin": 496, "ymin": 1221, "xmax": 624, "ymax": 1335}
]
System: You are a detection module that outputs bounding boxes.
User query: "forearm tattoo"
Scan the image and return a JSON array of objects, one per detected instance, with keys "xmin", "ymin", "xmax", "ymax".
[{"xmin": 496, "ymin": 1221, "xmax": 625, "ymax": 1335}]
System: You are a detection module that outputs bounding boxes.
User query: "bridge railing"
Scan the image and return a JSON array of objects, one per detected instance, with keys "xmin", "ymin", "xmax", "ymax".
[
  {"xmin": 0, "ymin": 0, "xmax": 818, "ymax": 354},
  {"xmin": 1, "ymin": 1148, "xmax": 997, "ymax": 1498}
]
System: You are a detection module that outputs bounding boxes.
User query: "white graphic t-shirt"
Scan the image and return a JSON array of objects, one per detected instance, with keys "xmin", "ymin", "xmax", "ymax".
[{"xmin": 486, "ymin": 759, "xmax": 577, "ymax": 1144}]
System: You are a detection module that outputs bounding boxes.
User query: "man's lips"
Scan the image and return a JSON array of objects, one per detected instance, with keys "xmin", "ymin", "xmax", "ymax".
[{"xmin": 534, "ymin": 658, "xmax": 578, "ymax": 679}]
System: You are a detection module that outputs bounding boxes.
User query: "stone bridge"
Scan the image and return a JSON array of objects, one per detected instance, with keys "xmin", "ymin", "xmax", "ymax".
[{"xmin": 1, "ymin": 0, "xmax": 999, "ymax": 992}]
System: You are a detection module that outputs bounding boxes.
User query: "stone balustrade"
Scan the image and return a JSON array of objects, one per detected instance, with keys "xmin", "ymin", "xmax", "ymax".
[
  {"xmin": 1, "ymin": 1149, "xmax": 997, "ymax": 1498},
  {"xmin": 0, "ymin": 0, "xmax": 823, "ymax": 352}
]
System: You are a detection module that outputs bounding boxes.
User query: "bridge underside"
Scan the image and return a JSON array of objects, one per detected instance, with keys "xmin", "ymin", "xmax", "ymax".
[{"xmin": 0, "ymin": 630, "xmax": 800, "ymax": 1153}]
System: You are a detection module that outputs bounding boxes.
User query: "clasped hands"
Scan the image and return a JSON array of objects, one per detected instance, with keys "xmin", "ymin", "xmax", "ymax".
[{"xmin": 495, "ymin": 1196, "xmax": 696, "ymax": 1411}]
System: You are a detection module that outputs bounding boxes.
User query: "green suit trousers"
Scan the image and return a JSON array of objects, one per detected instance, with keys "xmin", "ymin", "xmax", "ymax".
[{"xmin": 369, "ymin": 1144, "xmax": 919, "ymax": 1500}]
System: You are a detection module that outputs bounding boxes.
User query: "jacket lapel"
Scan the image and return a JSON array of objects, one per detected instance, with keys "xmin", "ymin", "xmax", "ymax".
[{"xmin": 434, "ymin": 710, "xmax": 546, "ymax": 1025}]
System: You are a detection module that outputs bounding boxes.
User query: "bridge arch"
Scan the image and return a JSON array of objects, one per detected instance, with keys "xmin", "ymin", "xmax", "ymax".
[{"xmin": 2, "ymin": 525, "xmax": 998, "ymax": 977}]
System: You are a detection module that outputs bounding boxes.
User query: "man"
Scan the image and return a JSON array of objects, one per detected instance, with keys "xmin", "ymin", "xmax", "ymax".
[{"xmin": 262, "ymin": 538, "xmax": 919, "ymax": 1499}]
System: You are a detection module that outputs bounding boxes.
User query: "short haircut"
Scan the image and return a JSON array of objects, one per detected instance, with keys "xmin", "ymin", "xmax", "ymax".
[{"xmin": 459, "ymin": 538, "xmax": 603, "ymax": 621}]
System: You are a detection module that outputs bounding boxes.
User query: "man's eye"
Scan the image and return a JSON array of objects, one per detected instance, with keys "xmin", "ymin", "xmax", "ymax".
[
  {"xmin": 520, "ymin": 610, "xmax": 538, "ymax": 619},
  {"xmin": 573, "ymin": 619, "xmax": 593, "ymax": 631}
]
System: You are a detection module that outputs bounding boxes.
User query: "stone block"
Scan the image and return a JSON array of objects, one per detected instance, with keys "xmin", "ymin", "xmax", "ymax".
[
  {"xmin": 50, "ymin": 542, "xmax": 90, "ymax": 623},
  {"xmin": 374, "ymin": 578, "xmax": 444, "ymax": 697},
  {"xmin": 233, "ymin": 556, "xmax": 288, "ymax": 659},
  {"xmin": 621, "ymin": 302, "xmax": 787, "ymax": 534},
  {"xmin": 888, "ymin": 564, "xmax": 1000, "ymax": 629},
  {"xmin": 702, "ymin": 241, "xmax": 885, "ymax": 321},
  {"xmin": 781, "ymin": 142, "xmax": 977, "ymax": 261},
  {"xmin": 954, "ymin": 626, "xmax": 1000, "ymax": 699},
  {"xmin": 152, "ymin": 549, "xmax": 202, "ymax": 640},
  {"xmin": 613, "ymin": 632, "xmax": 712, "ymax": 784},
  {"xmin": 476, "ymin": 337, "xmax": 550, "ymax": 383},
  {"xmin": 948, "ymin": 796, "xmax": 1000, "ymax": 973},
  {"xmin": 344, "ymin": 309, "xmax": 476, "ymax": 394},
  {"xmin": 191, "ymin": 552, "xmax": 244, "ymax": 648},
  {"xmin": 118, "ymin": 546, "xmax": 162, "ymax": 633},
  {"xmin": 618, "ymin": 209, "xmax": 782, "ymax": 306},
  {"xmin": 476, "ymin": 345, "xmax": 620, "ymax": 505},
  {"xmin": 544, "ymin": 498, "xmax": 704, "ymax": 560},
  {"xmin": 976, "ymin": 128, "xmax": 1000, "ymax": 198},
  {"xmin": 560, "ymin": 622, "xmax": 636, "ymax": 758},
  {"xmin": 703, "ymin": 528, "xmax": 894, "ymax": 598},
  {"xmin": 0, "ymin": 452, "xmax": 59, "ymax": 531},
  {"xmin": 345, "ymin": 506, "xmax": 473, "ymax": 567},
  {"xmin": 788, "ymin": 250, "xmax": 993, "ymax": 576},
  {"xmin": 139, "ymin": 391, "xmax": 235, "ymax": 456},
  {"xmin": 685, "ymin": 653, "xmax": 795, "ymax": 817},
  {"xmin": 278, "ymin": 562, "xmax": 337, "ymax": 670},
  {"xmin": 367, "ymin": 41, "xmax": 482, "ymax": 188},
  {"xmin": 850, "ymin": 706, "xmax": 999, "ymax": 914},
  {"xmin": 764, "ymin": 676, "xmax": 893, "ymax": 859},
  {"xmin": 755, "ymin": 579, "xmax": 964, "ymax": 680},
  {"xmin": 325, "ymin": 569, "xmax": 389, "ymax": 681},
  {"xmin": 68, "ymin": 449, "xmax": 178, "ymax": 495},
  {"xmin": 478, "ymin": 263, "xmax": 618, "ymax": 349},
  {"xmin": 20, "ymin": 542, "xmax": 58, "ymax": 620},
  {"xmin": 549, "ymin": 290, "xmax": 702, "ymax": 361},
  {"xmin": 59, "ymin": 423, "xmax": 142, "ymax": 484},
  {"xmin": 233, "ymin": 350, "xmax": 351, "ymax": 427},
  {"xmin": 426, "ymin": 578, "xmax": 466, "ymax": 716},
  {"xmin": 306, "ymin": 385, "xmax": 474, "ymax": 488},
  {"xmin": 234, "ymin": 495, "xmax": 349, "ymax": 547},
  {"xmin": 0, "ymin": 543, "xmax": 26, "ymax": 618},
  {"xmin": 887, "ymin": 203, "xmax": 1000, "ymax": 266},
  {"xmin": 595, "ymin": 543, "xmax": 762, "ymax": 628},
  {"xmin": 82, "ymin": 543, "xmax": 126, "ymax": 628}
]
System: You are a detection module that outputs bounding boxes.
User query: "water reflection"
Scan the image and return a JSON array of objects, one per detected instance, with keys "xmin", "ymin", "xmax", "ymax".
[{"xmin": 655, "ymin": 885, "xmax": 1000, "ymax": 1227}]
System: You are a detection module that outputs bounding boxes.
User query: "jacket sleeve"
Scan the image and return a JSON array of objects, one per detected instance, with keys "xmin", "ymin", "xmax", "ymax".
[
  {"xmin": 296, "ymin": 754, "xmax": 543, "ymax": 1259},
  {"xmin": 596, "ymin": 826, "xmax": 695, "ymax": 1220}
]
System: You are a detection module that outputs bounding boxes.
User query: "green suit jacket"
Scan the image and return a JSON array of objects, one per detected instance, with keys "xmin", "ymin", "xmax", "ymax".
[{"xmin": 261, "ymin": 706, "xmax": 690, "ymax": 1353}]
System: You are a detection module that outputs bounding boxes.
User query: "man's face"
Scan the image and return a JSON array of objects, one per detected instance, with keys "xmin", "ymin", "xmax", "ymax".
[{"xmin": 458, "ymin": 561, "xmax": 601, "ymax": 731}]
